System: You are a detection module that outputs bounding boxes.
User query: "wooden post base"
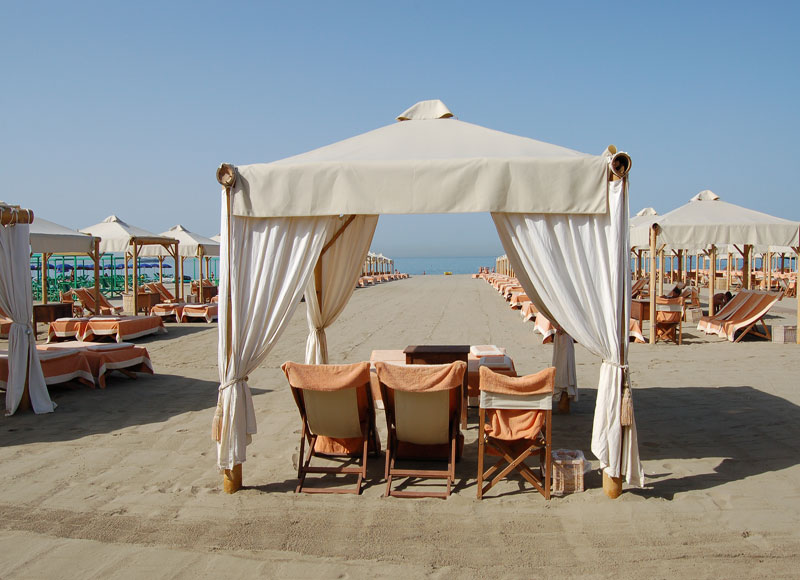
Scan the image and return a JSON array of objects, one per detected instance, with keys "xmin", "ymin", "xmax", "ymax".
[
  {"xmin": 223, "ymin": 463, "xmax": 242, "ymax": 494},
  {"xmin": 558, "ymin": 392, "xmax": 570, "ymax": 414},
  {"xmin": 603, "ymin": 471, "xmax": 623, "ymax": 499}
]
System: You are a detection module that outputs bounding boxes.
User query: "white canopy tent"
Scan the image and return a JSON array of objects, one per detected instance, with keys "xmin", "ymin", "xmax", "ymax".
[
  {"xmin": 29, "ymin": 217, "xmax": 102, "ymax": 308},
  {"xmin": 0, "ymin": 204, "xmax": 55, "ymax": 415},
  {"xmin": 80, "ymin": 215, "xmax": 180, "ymax": 314},
  {"xmin": 213, "ymin": 100, "xmax": 642, "ymax": 498},
  {"xmin": 140, "ymin": 225, "xmax": 220, "ymax": 298},
  {"xmin": 630, "ymin": 191, "xmax": 800, "ymax": 342}
]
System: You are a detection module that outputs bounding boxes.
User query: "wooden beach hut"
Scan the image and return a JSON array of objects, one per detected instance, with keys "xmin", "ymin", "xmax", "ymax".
[
  {"xmin": 0, "ymin": 203, "xmax": 56, "ymax": 415},
  {"xmin": 80, "ymin": 216, "xmax": 179, "ymax": 315},
  {"xmin": 212, "ymin": 99, "xmax": 639, "ymax": 498}
]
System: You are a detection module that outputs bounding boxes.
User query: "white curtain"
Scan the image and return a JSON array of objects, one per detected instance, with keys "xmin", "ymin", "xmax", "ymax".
[
  {"xmin": 214, "ymin": 210, "xmax": 336, "ymax": 470},
  {"xmin": 552, "ymin": 331, "xmax": 578, "ymax": 401},
  {"xmin": 305, "ymin": 215, "xmax": 378, "ymax": 364},
  {"xmin": 0, "ymin": 222, "xmax": 55, "ymax": 415},
  {"xmin": 492, "ymin": 179, "xmax": 643, "ymax": 486}
]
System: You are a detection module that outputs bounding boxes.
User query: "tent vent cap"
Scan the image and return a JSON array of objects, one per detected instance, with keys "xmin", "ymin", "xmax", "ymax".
[
  {"xmin": 396, "ymin": 100, "xmax": 454, "ymax": 121},
  {"xmin": 635, "ymin": 207, "xmax": 658, "ymax": 217},
  {"xmin": 103, "ymin": 215, "xmax": 127, "ymax": 224},
  {"xmin": 691, "ymin": 190, "xmax": 720, "ymax": 202}
]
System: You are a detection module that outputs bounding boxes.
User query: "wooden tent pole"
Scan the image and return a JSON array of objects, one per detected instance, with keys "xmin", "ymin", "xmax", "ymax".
[
  {"xmin": 159, "ymin": 256, "xmax": 164, "ymax": 282},
  {"xmin": 649, "ymin": 225, "xmax": 657, "ymax": 344},
  {"xmin": 92, "ymin": 238, "xmax": 101, "ymax": 314},
  {"xmin": 199, "ymin": 249, "xmax": 205, "ymax": 302},
  {"xmin": 216, "ymin": 163, "xmax": 243, "ymax": 493},
  {"xmin": 132, "ymin": 241, "xmax": 139, "ymax": 316},
  {"xmin": 603, "ymin": 152, "xmax": 631, "ymax": 499},
  {"xmin": 41, "ymin": 252, "xmax": 51, "ymax": 304},
  {"xmin": 795, "ymin": 246, "xmax": 799, "ymax": 345},
  {"xmin": 726, "ymin": 252, "xmax": 732, "ymax": 291},
  {"xmin": 709, "ymin": 245, "xmax": 717, "ymax": 315}
]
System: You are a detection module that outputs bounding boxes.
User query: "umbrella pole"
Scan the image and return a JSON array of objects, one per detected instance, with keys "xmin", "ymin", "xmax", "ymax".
[
  {"xmin": 649, "ymin": 225, "xmax": 657, "ymax": 344},
  {"xmin": 92, "ymin": 239, "xmax": 101, "ymax": 315},
  {"xmin": 42, "ymin": 252, "xmax": 51, "ymax": 304},
  {"xmin": 133, "ymin": 242, "xmax": 139, "ymax": 316}
]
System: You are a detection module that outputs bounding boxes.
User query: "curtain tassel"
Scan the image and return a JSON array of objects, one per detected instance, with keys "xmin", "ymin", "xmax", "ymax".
[
  {"xmin": 211, "ymin": 400, "xmax": 224, "ymax": 442},
  {"xmin": 620, "ymin": 385, "xmax": 634, "ymax": 427}
]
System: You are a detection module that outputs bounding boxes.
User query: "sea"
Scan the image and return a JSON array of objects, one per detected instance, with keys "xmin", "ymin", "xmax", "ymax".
[{"xmin": 392, "ymin": 256, "xmax": 496, "ymax": 276}]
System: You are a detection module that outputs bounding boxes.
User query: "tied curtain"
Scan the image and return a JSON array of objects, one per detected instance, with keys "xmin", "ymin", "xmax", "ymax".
[
  {"xmin": 305, "ymin": 215, "xmax": 378, "ymax": 364},
  {"xmin": 0, "ymin": 222, "xmax": 55, "ymax": 415},
  {"xmin": 492, "ymin": 179, "xmax": 644, "ymax": 486},
  {"xmin": 214, "ymin": 212, "xmax": 337, "ymax": 470}
]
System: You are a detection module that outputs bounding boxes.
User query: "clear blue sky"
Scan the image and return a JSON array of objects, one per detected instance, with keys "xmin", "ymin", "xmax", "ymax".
[{"xmin": 4, "ymin": 1, "xmax": 798, "ymax": 257}]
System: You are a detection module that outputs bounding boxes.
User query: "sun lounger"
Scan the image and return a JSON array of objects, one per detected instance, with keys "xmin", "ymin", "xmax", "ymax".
[
  {"xmin": 282, "ymin": 361, "xmax": 379, "ymax": 494},
  {"xmin": 697, "ymin": 291, "xmax": 751, "ymax": 334},
  {"xmin": 477, "ymin": 365, "xmax": 555, "ymax": 499},
  {"xmin": 49, "ymin": 315, "xmax": 166, "ymax": 343},
  {"xmin": 716, "ymin": 291, "xmax": 782, "ymax": 342},
  {"xmin": 0, "ymin": 348, "xmax": 94, "ymax": 389},
  {"xmin": 179, "ymin": 302, "xmax": 218, "ymax": 323},
  {"xmin": 533, "ymin": 313, "xmax": 557, "ymax": 343},
  {"xmin": 509, "ymin": 293, "xmax": 529, "ymax": 309},
  {"xmin": 73, "ymin": 287, "xmax": 123, "ymax": 316},
  {"xmin": 376, "ymin": 361, "xmax": 466, "ymax": 499},
  {"xmin": 38, "ymin": 341, "xmax": 154, "ymax": 388}
]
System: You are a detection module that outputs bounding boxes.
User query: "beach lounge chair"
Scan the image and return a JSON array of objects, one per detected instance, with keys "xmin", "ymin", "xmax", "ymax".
[
  {"xmin": 281, "ymin": 361, "xmax": 379, "ymax": 495},
  {"xmin": 145, "ymin": 282, "xmax": 180, "ymax": 304},
  {"xmin": 631, "ymin": 278, "xmax": 646, "ymax": 299},
  {"xmin": 60, "ymin": 290, "xmax": 84, "ymax": 316},
  {"xmin": 716, "ymin": 291, "xmax": 782, "ymax": 342},
  {"xmin": 74, "ymin": 287, "xmax": 123, "ymax": 316},
  {"xmin": 477, "ymin": 365, "xmax": 555, "ymax": 499},
  {"xmin": 375, "ymin": 360, "xmax": 466, "ymax": 499},
  {"xmin": 655, "ymin": 296, "xmax": 683, "ymax": 344}
]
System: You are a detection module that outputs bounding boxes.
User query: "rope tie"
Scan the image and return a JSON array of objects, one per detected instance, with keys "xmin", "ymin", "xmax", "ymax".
[{"xmin": 212, "ymin": 375, "xmax": 249, "ymax": 442}]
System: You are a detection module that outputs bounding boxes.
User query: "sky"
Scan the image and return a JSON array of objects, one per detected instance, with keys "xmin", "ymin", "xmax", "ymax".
[{"xmin": 4, "ymin": 1, "xmax": 798, "ymax": 258}]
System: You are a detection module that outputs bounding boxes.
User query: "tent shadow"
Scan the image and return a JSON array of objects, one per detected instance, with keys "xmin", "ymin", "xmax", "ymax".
[
  {"xmin": 0, "ymin": 373, "xmax": 218, "ymax": 446},
  {"xmin": 552, "ymin": 386, "xmax": 800, "ymax": 499}
]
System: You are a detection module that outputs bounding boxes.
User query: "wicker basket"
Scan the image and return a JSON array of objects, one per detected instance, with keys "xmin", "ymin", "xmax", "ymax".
[{"xmin": 552, "ymin": 449, "xmax": 585, "ymax": 495}]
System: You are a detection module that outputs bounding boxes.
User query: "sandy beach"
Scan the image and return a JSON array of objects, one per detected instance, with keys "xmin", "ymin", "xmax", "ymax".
[{"xmin": 2, "ymin": 274, "xmax": 800, "ymax": 578}]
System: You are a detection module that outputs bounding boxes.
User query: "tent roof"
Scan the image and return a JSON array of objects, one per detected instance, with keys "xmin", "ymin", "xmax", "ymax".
[
  {"xmin": 80, "ymin": 215, "xmax": 177, "ymax": 254},
  {"xmin": 230, "ymin": 100, "xmax": 612, "ymax": 218},
  {"xmin": 141, "ymin": 224, "xmax": 220, "ymax": 257},
  {"xmin": 630, "ymin": 191, "xmax": 800, "ymax": 249},
  {"xmin": 30, "ymin": 217, "xmax": 97, "ymax": 254}
]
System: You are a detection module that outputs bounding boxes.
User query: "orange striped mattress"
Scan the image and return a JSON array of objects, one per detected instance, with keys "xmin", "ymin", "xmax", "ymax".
[
  {"xmin": 180, "ymin": 303, "xmax": 218, "ymax": 323},
  {"xmin": 0, "ymin": 348, "xmax": 94, "ymax": 388},
  {"xmin": 48, "ymin": 316, "xmax": 166, "ymax": 343},
  {"xmin": 151, "ymin": 302, "xmax": 185, "ymax": 320},
  {"xmin": 38, "ymin": 342, "xmax": 154, "ymax": 388}
]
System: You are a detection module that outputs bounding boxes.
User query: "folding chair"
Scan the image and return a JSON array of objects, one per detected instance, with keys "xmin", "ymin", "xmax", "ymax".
[
  {"xmin": 655, "ymin": 296, "xmax": 683, "ymax": 344},
  {"xmin": 477, "ymin": 365, "xmax": 555, "ymax": 499},
  {"xmin": 281, "ymin": 361, "xmax": 379, "ymax": 495},
  {"xmin": 375, "ymin": 361, "xmax": 466, "ymax": 499}
]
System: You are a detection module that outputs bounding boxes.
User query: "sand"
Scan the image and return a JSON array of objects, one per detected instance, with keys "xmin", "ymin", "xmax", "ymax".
[{"xmin": 2, "ymin": 275, "xmax": 799, "ymax": 579}]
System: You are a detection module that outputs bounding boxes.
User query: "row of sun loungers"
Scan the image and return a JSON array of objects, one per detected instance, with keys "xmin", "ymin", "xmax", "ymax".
[
  {"xmin": 282, "ymin": 358, "xmax": 552, "ymax": 499},
  {"xmin": 145, "ymin": 282, "xmax": 219, "ymax": 323},
  {"xmin": 0, "ymin": 342, "xmax": 153, "ymax": 390},
  {"xmin": 47, "ymin": 315, "xmax": 167, "ymax": 343},
  {"xmin": 697, "ymin": 289, "xmax": 783, "ymax": 342},
  {"xmin": 357, "ymin": 273, "xmax": 409, "ymax": 288},
  {"xmin": 478, "ymin": 273, "xmax": 647, "ymax": 344}
]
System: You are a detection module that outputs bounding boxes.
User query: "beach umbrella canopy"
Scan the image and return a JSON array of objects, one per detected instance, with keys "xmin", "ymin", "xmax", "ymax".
[
  {"xmin": 30, "ymin": 217, "xmax": 97, "ymax": 254},
  {"xmin": 80, "ymin": 215, "xmax": 177, "ymax": 254},
  {"xmin": 630, "ymin": 191, "xmax": 800, "ymax": 249},
  {"xmin": 140, "ymin": 224, "xmax": 220, "ymax": 258}
]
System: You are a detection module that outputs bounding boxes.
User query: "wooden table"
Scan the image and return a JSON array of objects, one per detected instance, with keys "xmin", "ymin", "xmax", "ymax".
[
  {"xmin": 123, "ymin": 291, "xmax": 161, "ymax": 315},
  {"xmin": 193, "ymin": 285, "xmax": 218, "ymax": 304},
  {"xmin": 404, "ymin": 344, "xmax": 470, "ymax": 428},
  {"xmin": 32, "ymin": 303, "xmax": 72, "ymax": 338},
  {"xmin": 630, "ymin": 298, "xmax": 650, "ymax": 327}
]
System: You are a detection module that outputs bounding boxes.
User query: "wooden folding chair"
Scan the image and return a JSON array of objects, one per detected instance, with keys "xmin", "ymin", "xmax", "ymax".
[
  {"xmin": 375, "ymin": 361, "xmax": 466, "ymax": 499},
  {"xmin": 282, "ymin": 361, "xmax": 379, "ymax": 495},
  {"xmin": 477, "ymin": 365, "xmax": 555, "ymax": 499},
  {"xmin": 655, "ymin": 296, "xmax": 683, "ymax": 344}
]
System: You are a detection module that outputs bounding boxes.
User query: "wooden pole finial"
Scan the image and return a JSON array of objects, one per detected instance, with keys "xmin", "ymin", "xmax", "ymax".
[
  {"xmin": 216, "ymin": 163, "xmax": 237, "ymax": 188},
  {"xmin": 0, "ymin": 205, "xmax": 34, "ymax": 226},
  {"xmin": 609, "ymin": 151, "xmax": 632, "ymax": 180}
]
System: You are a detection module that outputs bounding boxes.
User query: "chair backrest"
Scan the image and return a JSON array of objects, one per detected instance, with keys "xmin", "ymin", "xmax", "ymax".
[
  {"xmin": 282, "ymin": 361, "xmax": 371, "ymax": 440},
  {"xmin": 655, "ymin": 296, "xmax": 682, "ymax": 323},
  {"xmin": 375, "ymin": 361, "xmax": 466, "ymax": 446},
  {"xmin": 60, "ymin": 290, "xmax": 75, "ymax": 304},
  {"xmin": 73, "ymin": 287, "xmax": 97, "ymax": 314},
  {"xmin": 478, "ymin": 366, "xmax": 554, "ymax": 410}
]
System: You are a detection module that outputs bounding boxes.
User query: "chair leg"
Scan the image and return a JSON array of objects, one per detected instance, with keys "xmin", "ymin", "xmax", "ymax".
[{"xmin": 477, "ymin": 410, "xmax": 485, "ymax": 499}]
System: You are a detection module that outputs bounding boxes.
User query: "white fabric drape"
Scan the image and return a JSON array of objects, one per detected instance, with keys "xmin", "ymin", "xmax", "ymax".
[
  {"xmin": 305, "ymin": 215, "xmax": 378, "ymax": 364},
  {"xmin": 552, "ymin": 331, "xmax": 578, "ymax": 401},
  {"xmin": 0, "ymin": 222, "xmax": 55, "ymax": 415},
  {"xmin": 215, "ymin": 209, "xmax": 336, "ymax": 470},
  {"xmin": 492, "ymin": 179, "xmax": 643, "ymax": 486}
]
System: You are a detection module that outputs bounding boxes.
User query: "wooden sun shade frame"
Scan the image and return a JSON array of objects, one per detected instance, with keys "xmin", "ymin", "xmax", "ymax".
[
  {"xmin": 126, "ymin": 237, "xmax": 180, "ymax": 316},
  {"xmin": 214, "ymin": 150, "xmax": 635, "ymax": 497}
]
